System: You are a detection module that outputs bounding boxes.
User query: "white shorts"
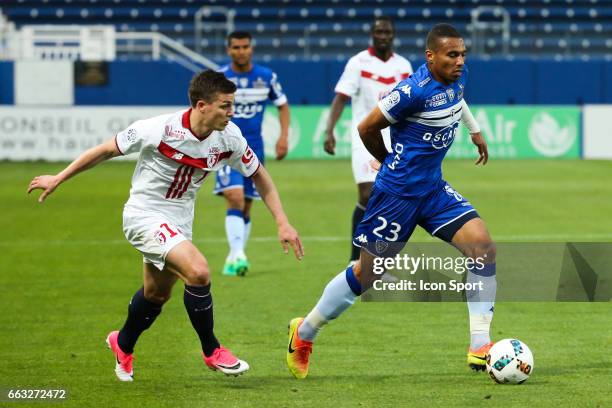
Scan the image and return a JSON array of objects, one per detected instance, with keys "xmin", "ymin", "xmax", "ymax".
[
  {"xmin": 351, "ymin": 128, "xmax": 392, "ymax": 184},
  {"xmin": 123, "ymin": 210, "xmax": 191, "ymax": 270}
]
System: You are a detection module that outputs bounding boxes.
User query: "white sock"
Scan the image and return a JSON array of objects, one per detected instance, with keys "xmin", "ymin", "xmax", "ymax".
[
  {"xmin": 467, "ymin": 264, "xmax": 496, "ymax": 349},
  {"xmin": 225, "ymin": 209, "xmax": 245, "ymax": 261},
  {"xmin": 298, "ymin": 267, "xmax": 359, "ymax": 342},
  {"xmin": 243, "ymin": 217, "xmax": 251, "ymax": 250}
]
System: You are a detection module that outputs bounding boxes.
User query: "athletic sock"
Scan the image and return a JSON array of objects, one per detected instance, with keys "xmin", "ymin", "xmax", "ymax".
[
  {"xmin": 225, "ymin": 209, "xmax": 245, "ymax": 260},
  {"xmin": 350, "ymin": 204, "xmax": 366, "ymax": 261},
  {"xmin": 467, "ymin": 263, "xmax": 496, "ymax": 350},
  {"xmin": 243, "ymin": 216, "xmax": 251, "ymax": 250},
  {"xmin": 117, "ymin": 287, "xmax": 162, "ymax": 354},
  {"xmin": 184, "ymin": 284, "xmax": 220, "ymax": 357},
  {"xmin": 298, "ymin": 266, "xmax": 361, "ymax": 342}
]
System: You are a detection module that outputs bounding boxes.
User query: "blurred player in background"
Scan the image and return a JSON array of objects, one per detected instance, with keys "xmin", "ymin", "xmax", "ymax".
[
  {"xmin": 215, "ymin": 31, "xmax": 291, "ymax": 277},
  {"xmin": 28, "ymin": 70, "xmax": 303, "ymax": 381},
  {"xmin": 288, "ymin": 24, "xmax": 493, "ymax": 379},
  {"xmin": 324, "ymin": 16, "xmax": 413, "ymax": 263}
]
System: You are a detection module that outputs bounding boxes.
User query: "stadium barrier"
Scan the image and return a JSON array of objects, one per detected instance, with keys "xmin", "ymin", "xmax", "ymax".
[{"xmin": 0, "ymin": 105, "xmax": 586, "ymax": 161}]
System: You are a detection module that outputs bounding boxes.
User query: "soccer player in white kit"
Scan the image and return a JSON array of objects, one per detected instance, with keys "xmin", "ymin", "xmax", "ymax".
[
  {"xmin": 28, "ymin": 71, "xmax": 304, "ymax": 381},
  {"xmin": 324, "ymin": 17, "xmax": 413, "ymax": 262}
]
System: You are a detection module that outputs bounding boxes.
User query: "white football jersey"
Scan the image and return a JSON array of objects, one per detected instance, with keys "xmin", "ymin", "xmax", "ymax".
[
  {"xmin": 335, "ymin": 48, "xmax": 413, "ymax": 150},
  {"xmin": 116, "ymin": 109, "xmax": 260, "ymax": 225}
]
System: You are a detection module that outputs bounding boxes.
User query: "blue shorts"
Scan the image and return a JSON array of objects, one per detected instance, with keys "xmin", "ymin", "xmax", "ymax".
[
  {"xmin": 353, "ymin": 179, "xmax": 479, "ymax": 256},
  {"xmin": 213, "ymin": 145, "xmax": 264, "ymax": 200}
]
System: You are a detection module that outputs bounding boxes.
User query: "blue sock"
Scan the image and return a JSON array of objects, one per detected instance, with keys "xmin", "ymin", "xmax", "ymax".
[
  {"xmin": 467, "ymin": 263, "xmax": 496, "ymax": 349},
  {"xmin": 225, "ymin": 209, "xmax": 245, "ymax": 260},
  {"xmin": 298, "ymin": 266, "xmax": 360, "ymax": 341}
]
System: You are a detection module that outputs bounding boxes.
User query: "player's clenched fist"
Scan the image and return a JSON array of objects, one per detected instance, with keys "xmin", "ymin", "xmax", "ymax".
[
  {"xmin": 27, "ymin": 175, "xmax": 61, "ymax": 203},
  {"xmin": 278, "ymin": 222, "xmax": 304, "ymax": 260}
]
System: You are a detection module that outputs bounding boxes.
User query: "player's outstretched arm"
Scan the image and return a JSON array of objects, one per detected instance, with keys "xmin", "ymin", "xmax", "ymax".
[
  {"xmin": 324, "ymin": 93, "xmax": 350, "ymax": 155},
  {"xmin": 251, "ymin": 166, "xmax": 304, "ymax": 260},
  {"xmin": 460, "ymin": 100, "xmax": 488, "ymax": 165},
  {"xmin": 357, "ymin": 106, "xmax": 391, "ymax": 164},
  {"xmin": 27, "ymin": 137, "xmax": 122, "ymax": 203}
]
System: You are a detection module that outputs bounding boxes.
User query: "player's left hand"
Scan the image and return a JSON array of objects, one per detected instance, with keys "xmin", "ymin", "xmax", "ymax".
[
  {"xmin": 275, "ymin": 136, "xmax": 289, "ymax": 160},
  {"xmin": 470, "ymin": 132, "xmax": 488, "ymax": 165},
  {"xmin": 278, "ymin": 222, "xmax": 304, "ymax": 260}
]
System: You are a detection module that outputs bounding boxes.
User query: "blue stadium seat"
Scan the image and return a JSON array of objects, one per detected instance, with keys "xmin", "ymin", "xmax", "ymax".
[{"xmin": 2, "ymin": 0, "xmax": 611, "ymax": 59}]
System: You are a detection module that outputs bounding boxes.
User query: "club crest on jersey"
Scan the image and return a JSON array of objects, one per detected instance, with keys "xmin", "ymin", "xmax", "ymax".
[
  {"xmin": 253, "ymin": 77, "xmax": 267, "ymax": 88},
  {"xmin": 239, "ymin": 78, "xmax": 249, "ymax": 88},
  {"xmin": 375, "ymin": 240, "xmax": 389, "ymax": 254},
  {"xmin": 207, "ymin": 153, "xmax": 220, "ymax": 168},
  {"xmin": 446, "ymin": 88, "xmax": 455, "ymax": 102}
]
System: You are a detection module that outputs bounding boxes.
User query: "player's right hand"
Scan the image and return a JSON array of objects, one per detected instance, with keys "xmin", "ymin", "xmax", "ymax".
[
  {"xmin": 323, "ymin": 132, "xmax": 336, "ymax": 155},
  {"xmin": 278, "ymin": 222, "xmax": 305, "ymax": 261},
  {"xmin": 27, "ymin": 175, "xmax": 60, "ymax": 203}
]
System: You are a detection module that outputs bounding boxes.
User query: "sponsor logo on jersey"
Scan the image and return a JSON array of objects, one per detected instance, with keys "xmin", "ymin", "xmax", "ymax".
[
  {"xmin": 424, "ymin": 122, "xmax": 459, "ymax": 150},
  {"xmin": 425, "ymin": 92, "xmax": 448, "ymax": 108},
  {"xmin": 234, "ymin": 103, "xmax": 264, "ymax": 119},
  {"xmin": 164, "ymin": 125, "xmax": 185, "ymax": 141},
  {"xmin": 381, "ymin": 90, "xmax": 401, "ymax": 111},
  {"xmin": 446, "ymin": 88, "xmax": 455, "ymax": 102}
]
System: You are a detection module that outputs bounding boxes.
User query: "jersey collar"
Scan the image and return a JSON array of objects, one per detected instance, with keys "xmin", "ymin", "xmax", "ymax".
[
  {"xmin": 181, "ymin": 108, "xmax": 210, "ymax": 141},
  {"xmin": 368, "ymin": 46, "xmax": 394, "ymax": 62}
]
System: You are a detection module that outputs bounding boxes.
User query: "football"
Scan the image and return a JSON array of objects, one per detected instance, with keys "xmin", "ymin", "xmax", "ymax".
[{"xmin": 486, "ymin": 339, "xmax": 534, "ymax": 384}]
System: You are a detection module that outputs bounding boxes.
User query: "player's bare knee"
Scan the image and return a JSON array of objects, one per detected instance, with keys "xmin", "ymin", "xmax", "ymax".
[
  {"xmin": 463, "ymin": 240, "xmax": 496, "ymax": 263},
  {"xmin": 183, "ymin": 262, "xmax": 211, "ymax": 286},
  {"xmin": 143, "ymin": 289, "xmax": 171, "ymax": 305},
  {"xmin": 224, "ymin": 189, "xmax": 244, "ymax": 210}
]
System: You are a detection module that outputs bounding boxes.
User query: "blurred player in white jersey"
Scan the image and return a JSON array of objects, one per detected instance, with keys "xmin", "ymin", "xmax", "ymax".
[
  {"xmin": 28, "ymin": 71, "xmax": 304, "ymax": 381},
  {"xmin": 215, "ymin": 31, "xmax": 290, "ymax": 277},
  {"xmin": 324, "ymin": 17, "xmax": 413, "ymax": 262}
]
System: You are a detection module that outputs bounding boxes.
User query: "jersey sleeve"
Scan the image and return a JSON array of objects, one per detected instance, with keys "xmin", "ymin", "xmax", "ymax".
[
  {"xmin": 115, "ymin": 119, "xmax": 155, "ymax": 155},
  {"xmin": 334, "ymin": 56, "xmax": 360, "ymax": 98},
  {"xmin": 377, "ymin": 82, "xmax": 421, "ymax": 124},
  {"xmin": 228, "ymin": 135, "xmax": 261, "ymax": 177},
  {"xmin": 269, "ymin": 72, "xmax": 288, "ymax": 106}
]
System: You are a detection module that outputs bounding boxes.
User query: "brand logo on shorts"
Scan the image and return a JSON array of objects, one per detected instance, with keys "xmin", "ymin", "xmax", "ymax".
[{"xmin": 356, "ymin": 234, "xmax": 368, "ymax": 244}]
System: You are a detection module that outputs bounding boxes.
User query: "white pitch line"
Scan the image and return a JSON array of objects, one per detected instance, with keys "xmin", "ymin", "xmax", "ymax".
[{"xmin": 1, "ymin": 233, "xmax": 612, "ymax": 247}]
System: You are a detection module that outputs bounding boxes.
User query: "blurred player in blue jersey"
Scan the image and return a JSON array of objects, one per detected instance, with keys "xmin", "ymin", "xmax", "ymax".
[
  {"xmin": 287, "ymin": 24, "xmax": 495, "ymax": 378},
  {"xmin": 215, "ymin": 31, "xmax": 291, "ymax": 276}
]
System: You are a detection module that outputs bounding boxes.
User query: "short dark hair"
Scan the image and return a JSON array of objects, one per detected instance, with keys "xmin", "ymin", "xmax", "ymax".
[
  {"xmin": 227, "ymin": 31, "xmax": 252, "ymax": 46},
  {"xmin": 188, "ymin": 70, "xmax": 236, "ymax": 107},
  {"xmin": 371, "ymin": 16, "xmax": 395, "ymax": 32},
  {"xmin": 426, "ymin": 23, "xmax": 462, "ymax": 51}
]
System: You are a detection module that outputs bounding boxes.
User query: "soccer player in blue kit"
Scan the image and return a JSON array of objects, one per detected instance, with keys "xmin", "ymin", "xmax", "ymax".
[
  {"xmin": 287, "ymin": 24, "xmax": 496, "ymax": 378},
  {"xmin": 215, "ymin": 31, "xmax": 291, "ymax": 276}
]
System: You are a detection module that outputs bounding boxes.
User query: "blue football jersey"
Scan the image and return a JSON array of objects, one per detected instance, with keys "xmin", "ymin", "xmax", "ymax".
[
  {"xmin": 376, "ymin": 63, "xmax": 468, "ymax": 198},
  {"xmin": 219, "ymin": 64, "xmax": 287, "ymax": 150}
]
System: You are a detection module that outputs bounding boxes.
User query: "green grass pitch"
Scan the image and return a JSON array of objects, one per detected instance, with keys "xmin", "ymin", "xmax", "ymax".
[{"xmin": 1, "ymin": 159, "xmax": 611, "ymax": 407}]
